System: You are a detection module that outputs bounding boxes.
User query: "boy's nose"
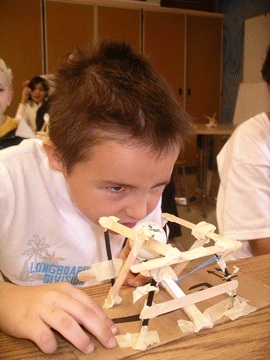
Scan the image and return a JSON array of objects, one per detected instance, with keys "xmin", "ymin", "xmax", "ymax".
[{"xmin": 125, "ymin": 198, "xmax": 148, "ymax": 221}]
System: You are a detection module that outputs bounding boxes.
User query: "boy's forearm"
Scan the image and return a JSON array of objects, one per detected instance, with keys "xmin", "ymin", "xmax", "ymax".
[{"xmin": 0, "ymin": 281, "xmax": 16, "ymax": 329}]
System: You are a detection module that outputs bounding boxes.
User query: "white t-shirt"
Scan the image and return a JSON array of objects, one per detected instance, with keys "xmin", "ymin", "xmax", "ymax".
[
  {"xmin": 216, "ymin": 112, "xmax": 270, "ymax": 260},
  {"xmin": 0, "ymin": 139, "xmax": 164, "ymax": 286},
  {"xmin": 15, "ymin": 101, "xmax": 43, "ymax": 132}
]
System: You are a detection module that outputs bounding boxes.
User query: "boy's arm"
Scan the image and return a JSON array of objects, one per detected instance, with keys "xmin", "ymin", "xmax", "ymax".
[
  {"xmin": 0, "ymin": 281, "xmax": 118, "ymax": 354},
  {"xmin": 249, "ymin": 237, "xmax": 270, "ymax": 256}
]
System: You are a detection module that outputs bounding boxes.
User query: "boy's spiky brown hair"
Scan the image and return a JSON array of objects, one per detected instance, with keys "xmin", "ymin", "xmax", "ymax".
[{"xmin": 49, "ymin": 39, "xmax": 193, "ymax": 174}]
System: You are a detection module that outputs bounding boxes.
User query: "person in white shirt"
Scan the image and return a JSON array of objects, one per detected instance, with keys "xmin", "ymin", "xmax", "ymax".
[
  {"xmin": 15, "ymin": 76, "xmax": 49, "ymax": 132},
  {"xmin": 0, "ymin": 40, "xmax": 193, "ymax": 355},
  {"xmin": 217, "ymin": 45, "xmax": 270, "ymax": 260}
]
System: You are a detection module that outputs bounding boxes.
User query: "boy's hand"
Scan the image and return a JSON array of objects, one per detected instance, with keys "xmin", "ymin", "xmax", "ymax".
[
  {"xmin": 118, "ymin": 240, "xmax": 151, "ymax": 287},
  {"xmin": 0, "ymin": 282, "xmax": 118, "ymax": 354}
]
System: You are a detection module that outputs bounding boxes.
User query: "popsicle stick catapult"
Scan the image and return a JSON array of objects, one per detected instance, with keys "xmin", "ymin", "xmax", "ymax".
[{"xmin": 79, "ymin": 213, "xmax": 243, "ymax": 350}]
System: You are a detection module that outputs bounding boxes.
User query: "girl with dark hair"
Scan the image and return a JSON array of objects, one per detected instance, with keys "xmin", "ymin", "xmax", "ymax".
[{"xmin": 15, "ymin": 76, "xmax": 49, "ymax": 132}]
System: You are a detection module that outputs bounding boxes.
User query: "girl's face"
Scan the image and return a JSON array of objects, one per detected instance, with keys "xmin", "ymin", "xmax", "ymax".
[{"xmin": 31, "ymin": 82, "xmax": 47, "ymax": 103}]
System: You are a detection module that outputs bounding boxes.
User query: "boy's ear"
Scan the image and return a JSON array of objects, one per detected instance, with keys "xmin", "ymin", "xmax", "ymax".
[
  {"xmin": 267, "ymin": 82, "xmax": 270, "ymax": 99},
  {"xmin": 7, "ymin": 91, "xmax": 14, "ymax": 106},
  {"xmin": 42, "ymin": 139, "xmax": 64, "ymax": 172}
]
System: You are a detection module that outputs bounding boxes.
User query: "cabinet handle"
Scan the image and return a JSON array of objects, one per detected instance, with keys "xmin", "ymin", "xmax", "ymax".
[
  {"xmin": 187, "ymin": 88, "xmax": 191, "ymax": 96},
  {"xmin": 179, "ymin": 88, "xmax": 182, "ymax": 95}
]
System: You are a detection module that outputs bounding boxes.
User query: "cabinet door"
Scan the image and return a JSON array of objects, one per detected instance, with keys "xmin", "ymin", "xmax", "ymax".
[
  {"xmin": 186, "ymin": 15, "xmax": 223, "ymax": 164},
  {"xmin": 0, "ymin": 0, "xmax": 43, "ymax": 117},
  {"xmin": 97, "ymin": 6, "xmax": 141, "ymax": 53},
  {"xmin": 46, "ymin": 1, "xmax": 94, "ymax": 73},
  {"xmin": 186, "ymin": 15, "xmax": 223, "ymax": 123},
  {"xmin": 144, "ymin": 11, "xmax": 185, "ymax": 107}
]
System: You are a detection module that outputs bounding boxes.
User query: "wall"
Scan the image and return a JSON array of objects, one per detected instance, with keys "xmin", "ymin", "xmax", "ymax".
[
  {"xmin": 217, "ymin": 0, "xmax": 270, "ymax": 124},
  {"xmin": 243, "ymin": 12, "xmax": 270, "ymax": 83}
]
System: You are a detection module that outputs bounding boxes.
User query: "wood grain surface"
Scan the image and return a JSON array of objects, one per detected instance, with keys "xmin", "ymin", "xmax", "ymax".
[{"xmin": 0, "ymin": 254, "xmax": 269, "ymax": 360}]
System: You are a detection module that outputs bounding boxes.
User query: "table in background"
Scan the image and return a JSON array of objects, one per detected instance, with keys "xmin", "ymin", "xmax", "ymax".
[
  {"xmin": 1, "ymin": 254, "xmax": 269, "ymax": 360},
  {"xmin": 193, "ymin": 123, "xmax": 237, "ymax": 217}
]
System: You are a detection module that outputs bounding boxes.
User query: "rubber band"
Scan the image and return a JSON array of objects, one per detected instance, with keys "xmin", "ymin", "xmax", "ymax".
[{"xmin": 175, "ymin": 255, "xmax": 221, "ymax": 284}]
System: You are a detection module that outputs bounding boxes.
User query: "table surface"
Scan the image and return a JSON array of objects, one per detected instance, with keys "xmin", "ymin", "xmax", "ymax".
[
  {"xmin": 194, "ymin": 123, "xmax": 237, "ymax": 135},
  {"xmin": 1, "ymin": 254, "xmax": 269, "ymax": 360}
]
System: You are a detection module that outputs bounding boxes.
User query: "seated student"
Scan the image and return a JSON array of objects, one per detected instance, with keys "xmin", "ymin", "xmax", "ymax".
[
  {"xmin": 15, "ymin": 75, "xmax": 49, "ymax": 132},
  {"xmin": 216, "ymin": 45, "xmax": 270, "ymax": 260},
  {"xmin": 0, "ymin": 58, "xmax": 23, "ymax": 149},
  {"xmin": 0, "ymin": 40, "xmax": 193, "ymax": 354}
]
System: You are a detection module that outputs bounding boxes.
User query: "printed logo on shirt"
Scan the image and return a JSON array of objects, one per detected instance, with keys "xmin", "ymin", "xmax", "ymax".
[
  {"xmin": 15, "ymin": 234, "xmax": 89, "ymax": 285},
  {"xmin": 29, "ymin": 262, "xmax": 89, "ymax": 285}
]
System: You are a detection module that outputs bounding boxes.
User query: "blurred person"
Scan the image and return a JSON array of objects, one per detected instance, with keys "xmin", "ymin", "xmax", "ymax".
[
  {"xmin": 16, "ymin": 76, "xmax": 49, "ymax": 132},
  {"xmin": 217, "ymin": 45, "xmax": 270, "ymax": 260}
]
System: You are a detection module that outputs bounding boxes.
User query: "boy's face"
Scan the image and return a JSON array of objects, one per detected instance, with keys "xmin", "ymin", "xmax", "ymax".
[
  {"xmin": 0, "ymin": 73, "xmax": 13, "ymax": 118},
  {"xmin": 45, "ymin": 140, "xmax": 179, "ymax": 227}
]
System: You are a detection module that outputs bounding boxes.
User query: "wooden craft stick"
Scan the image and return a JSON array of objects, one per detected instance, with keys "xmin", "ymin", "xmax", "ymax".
[
  {"xmin": 77, "ymin": 269, "xmax": 95, "ymax": 281},
  {"xmin": 131, "ymin": 245, "xmax": 223, "ymax": 273},
  {"xmin": 161, "ymin": 276, "xmax": 213, "ymax": 332},
  {"xmin": 103, "ymin": 225, "xmax": 150, "ymax": 307},
  {"xmin": 180, "ymin": 303, "xmax": 213, "ymax": 332},
  {"xmin": 162, "ymin": 213, "xmax": 195, "ymax": 230},
  {"xmin": 78, "ymin": 259, "xmax": 123, "ymax": 283},
  {"xmin": 162, "ymin": 276, "xmax": 185, "ymax": 298},
  {"xmin": 173, "ymin": 238, "xmax": 207, "ymax": 277},
  {"xmin": 163, "ymin": 213, "xmax": 210, "ymax": 276},
  {"xmin": 162, "ymin": 213, "xmax": 240, "ymax": 254},
  {"xmin": 141, "ymin": 280, "xmax": 238, "ymax": 320},
  {"xmin": 99, "ymin": 217, "xmax": 171, "ymax": 256}
]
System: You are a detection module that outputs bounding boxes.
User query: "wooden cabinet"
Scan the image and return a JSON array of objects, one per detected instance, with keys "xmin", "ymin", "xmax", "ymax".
[
  {"xmin": 46, "ymin": 1, "xmax": 95, "ymax": 73},
  {"xmin": 143, "ymin": 10, "xmax": 223, "ymax": 164},
  {"xmin": 186, "ymin": 15, "xmax": 223, "ymax": 124},
  {"xmin": 0, "ymin": 0, "xmax": 43, "ymax": 117},
  {"xmin": 185, "ymin": 15, "xmax": 223, "ymax": 164},
  {"xmin": 97, "ymin": 6, "xmax": 141, "ymax": 52},
  {"xmin": 0, "ymin": 0, "xmax": 224, "ymax": 164},
  {"xmin": 144, "ymin": 10, "xmax": 186, "ymax": 108}
]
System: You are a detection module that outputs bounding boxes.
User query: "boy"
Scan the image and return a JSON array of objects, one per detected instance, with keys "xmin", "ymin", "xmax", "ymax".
[{"xmin": 0, "ymin": 40, "xmax": 193, "ymax": 354}]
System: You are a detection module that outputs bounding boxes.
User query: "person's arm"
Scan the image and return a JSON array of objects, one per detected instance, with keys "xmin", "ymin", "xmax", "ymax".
[
  {"xmin": 249, "ymin": 237, "xmax": 270, "ymax": 256},
  {"xmin": 0, "ymin": 281, "xmax": 118, "ymax": 354},
  {"xmin": 20, "ymin": 82, "xmax": 31, "ymax": 104},
  {"xmin": 15, "ymin": 81, "xmax": 31, "ymax": 120}
]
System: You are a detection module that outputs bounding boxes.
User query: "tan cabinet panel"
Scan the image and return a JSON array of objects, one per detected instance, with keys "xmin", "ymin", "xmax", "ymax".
[
  {"xmin": 97, "ymin": 6, "xmax": 141, "ymax": 52},
  {"xmin": 185, "ymin": 15, "xmax": 223, "ymax": 164},
  {"xmin": 46, "ymin": 1, "xmax": 94, "ymax": 73},
  {"xmin": 0, "ymin": 0, "xmax": 43, "ymax": 117},
  {"xmin": 144, "ymin": 10, "xmax": 185, "ymax": 106},
  {"xmin": 186, "ymin": 15, "xmax": 223, "ymax": 124}
]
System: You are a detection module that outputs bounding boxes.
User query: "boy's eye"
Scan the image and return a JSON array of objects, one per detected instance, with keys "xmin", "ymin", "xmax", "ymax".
[{"xmin": 109, "ymin": 186, "xmax": 126, "ymax": 193}]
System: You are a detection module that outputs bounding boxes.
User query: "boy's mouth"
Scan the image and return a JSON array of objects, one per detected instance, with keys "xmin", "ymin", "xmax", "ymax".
[{"xmin": 121, "ymin": 222, "xmax": 137, "ymax": 228}]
